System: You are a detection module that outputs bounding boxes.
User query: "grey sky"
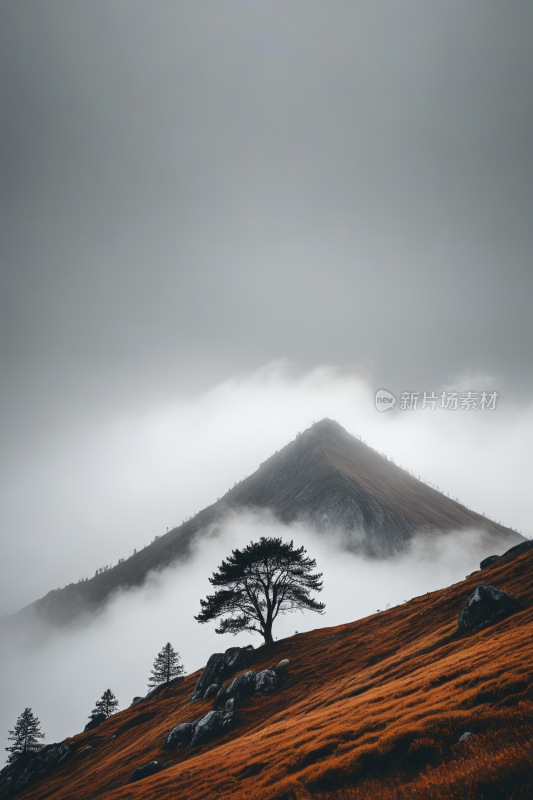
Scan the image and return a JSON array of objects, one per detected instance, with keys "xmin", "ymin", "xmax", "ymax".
[
  {"xmin": 1, "ymin": 3, "xmax": 533, "ymax": 612},
  {"xmin": 1, "ymin": 2, "xmax": 532, "ymax": 452}
]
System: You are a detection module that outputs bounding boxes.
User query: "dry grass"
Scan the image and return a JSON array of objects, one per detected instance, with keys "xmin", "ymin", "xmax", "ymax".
[{"xmin": 16, "ymin": 550, "xmax": 533, "ymax": 800}]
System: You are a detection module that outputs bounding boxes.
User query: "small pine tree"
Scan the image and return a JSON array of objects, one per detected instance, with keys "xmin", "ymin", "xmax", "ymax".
[
  {"xmin": 5, "ymin": 708, "xmax": 45, "ymax": 763},
  {"xmin": 89, "ymin": 689, "xmax": 119, "ymax": 719},
  {"xmin": 148, "ymin": 642, "xmax": 185, "ymax": 688}
]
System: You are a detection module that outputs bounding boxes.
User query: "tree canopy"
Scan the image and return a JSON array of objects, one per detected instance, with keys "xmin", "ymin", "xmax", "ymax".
[
  {"xmin": 148, "ymin": 642, "xmax": 185, "ymax": 688},
  {"xmin": 90, "ymin": 689, "xmax": 119, "ymax": 719},
  {"xmin": 5, "ymin": 708, "xmax": 45, "ymax": 763},
  {"xmin": 195, "ymin": 536, "xmax": 325, "ymax": 645}
]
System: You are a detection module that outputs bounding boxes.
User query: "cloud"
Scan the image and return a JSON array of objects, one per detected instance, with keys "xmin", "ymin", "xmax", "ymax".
[
  {"xmin": 0, "ymin": 361, "xmax": 531, "ymax": 617},
  {"xmin": 0, "ymin": 508, "xmax": 490, "ymax": 765}
]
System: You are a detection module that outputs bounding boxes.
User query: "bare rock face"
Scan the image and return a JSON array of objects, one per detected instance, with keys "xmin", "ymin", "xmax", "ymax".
[{"xmin": 458, "ymin": 584, "xmax": 522, "ymax": 633}]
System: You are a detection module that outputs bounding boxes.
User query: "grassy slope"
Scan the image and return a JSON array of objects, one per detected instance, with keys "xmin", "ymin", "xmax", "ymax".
[{"xmin": 18, "ymin": 550, "xmax": 533, "ymax": 800}]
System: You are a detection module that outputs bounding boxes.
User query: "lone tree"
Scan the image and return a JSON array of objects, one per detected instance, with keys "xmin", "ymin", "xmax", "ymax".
[
  {"xmin": 195, "ymin": 537, "xmax": 325, "ymax": 645},
  {"xmin": 5, "ymin": 708, "xmax": 45, "ymax": 763},
  {"xmin": 89, "ymin": 689, "xmax": 119, "ymax": 720},
  {"xmin": 148, "ymin": 642, "xmax": 185, "ymax": 688}
]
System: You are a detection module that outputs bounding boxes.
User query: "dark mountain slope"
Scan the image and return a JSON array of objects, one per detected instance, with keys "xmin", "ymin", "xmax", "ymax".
[{"xmin": 13, "ymin": 419, "xmax": 523, "ymax": 626}]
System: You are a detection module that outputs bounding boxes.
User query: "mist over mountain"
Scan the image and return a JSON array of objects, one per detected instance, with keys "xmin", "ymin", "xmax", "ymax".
[{"xmin": 13, "ymin": 419, "xmax": 522, "ymax": 628}]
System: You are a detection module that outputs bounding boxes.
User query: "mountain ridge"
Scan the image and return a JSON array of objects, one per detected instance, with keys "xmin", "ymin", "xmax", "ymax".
[{"xmin": 13, "ymin": 419, "xmax": 523, "ymax": 626}]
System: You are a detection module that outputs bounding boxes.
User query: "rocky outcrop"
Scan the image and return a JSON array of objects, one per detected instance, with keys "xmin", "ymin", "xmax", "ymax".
[
  {"xmin": 130, "ymin": 761, "xmax": 163, "ymax": 782},
  {"xmin": 458, "ymin": 585, "xmax": 523, "ymax": 633},
  {"xmin": 480, "ymin": 539, "xmax": 533, "ymax": 571},
  {"xmin": 84, "ymin": 713, "xmax": 107, "ymax": 732},
  {"xmin": 225, "ymin": 670, "xmax": 257, "ymax": 703},
  {"xmin": 0, "ymin": 743, "xmax": 73, "ymax": 799},
  {"xmin": 191, "ymin": 645, "xmax": 254, "ymax": 702}
]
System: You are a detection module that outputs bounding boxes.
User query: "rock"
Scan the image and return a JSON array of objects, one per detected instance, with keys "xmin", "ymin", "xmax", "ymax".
[
  {"xmin": 84, "ymin": 713, "xmax": 107, "ymax": 732},
  {"xmin": 225, "ymin": 698, "xmax": 235, "ymax": 713},
  {"xmin": 226, "ymin": 670, "xmax": 257, "ymax": 703},
  {"xmin": 191, "ymin": 653, "xmax": 225, "ymax": 702},
  {"xmin": 162, "ymin": 721, "xmax": 197, "ymax": 750},
  {"xmin": 204, "ymin": 683, "xmax": 221, "ymax": 700},
  {"xmin": 0, "ymin": 742, "xmax": 75, "ymax": 799},
  {"xmin": 145, "ymin": 676, "xmax": 184, "ymax": 702},
  {"xmin": 221, "ymin": 711, "xmax": 234, "ymax": 733},
  {"xmin": 255, "ymin": 669, "xmax": 281, "ymax": 694},
  {"xmin": 213, "ymin": 685, "xmax": 229, "ymax": 711},
  {"xmin": 276, "ymin": 659, "xmax": 290, "ymax": 670},
  {"xmin": 223, "ymin": 645, "xmax": 254, "ymax": 674},
  {"xmin": 458, "ymin": 584, "xmax": 523, "ymax": 633},
  {"xmin": 130, "ymin": 696, "xmax": 144, "ymax": 707},
  {"xmin": 80, "ymin": 746, "xmax": 94, "ymax": 757},
  {"xmin": 459, "ymin": 732, "xmax": 478, "ymax": 742},
  {"xmin": 130, "ymin": 761, "xmax": 163, "ymax": 782},
  {"xmin": 190, "ymin": 711, "xmax": 226, "ymax": 747},
  {"xmin": 191, "ymin": 646, "xmax": 254, "ymax": 702},
  {"xmin": 480, "ymin": 555, "xmax": 501, "ymax": 570}
]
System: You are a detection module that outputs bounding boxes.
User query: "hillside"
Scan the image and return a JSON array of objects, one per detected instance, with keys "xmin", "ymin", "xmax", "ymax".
[
  {"xmin": 15, "ymin": 419, "xmax": 523, "ymax": 626},
  {"xmin": 7, "ymin": 546, "xmax": 533, "ymax": 800}
]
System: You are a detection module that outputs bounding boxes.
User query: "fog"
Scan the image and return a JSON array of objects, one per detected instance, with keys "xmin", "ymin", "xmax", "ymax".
[{"xmin": 0, "ymin": 509, "xmax": 489, "ymax": 765}]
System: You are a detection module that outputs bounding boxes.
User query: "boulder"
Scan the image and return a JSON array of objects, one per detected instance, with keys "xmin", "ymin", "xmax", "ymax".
[
  {"xmin": 255, "ymin": 669, "xmax": 281, "ymax": 694},
  {"xmin": 226, "ymin": 670, "xmax": 257, "ymax": 703},
  {"xmin": 213, "ymin": 685, "xmax": 229, "ymax": 711},
  {"xmin": 204, "ymin": 683, "xmax": 221, "ymax": 700},
  {"xmin": 480, "ymin": 555, "xmax": 501, "ymax": 570},
  {"xmin": 225, "ymin": 698, "xmax": 235, "ymax": 713},
  {"xmin": 162, "ymin": 721, "xmax": 197, "ymax": 751},
  {"xmin": 223, "ymin": 645, "xmax": 254, "ymax": 674},
  {"xmin": 458, "ymin": 584, "xmax": 523, "ymax": 633},
  {"xmin": 130, "ymin": 761, "xmax": 163, "ymax": 783},
  {"xmin": 190, "ymin": 711, "xmax": 225, "ymax": 748},
  {"xmin": 276, "ymin": 659, "xmax": 290, "ymax": 670},
  {"xmin": 459, "ymin": 732, "xmax": 478, "ymax": 742},
  {"xmin": 84, "ymin": 713, "xmax": 106, "ymax": 732},
  {"xmin": 191, "ymin": 653, "xmax": 225, "ymax": 702},
  {"xmin": 130, "ymin": 696, "xmax": 144, "ymax": 708},
  {"xmin": 191, "ymin": 646, "xmax": 254, "ymax": 702}
]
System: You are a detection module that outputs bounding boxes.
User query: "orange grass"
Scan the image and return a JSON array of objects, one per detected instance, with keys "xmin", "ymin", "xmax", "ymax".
[{"xmin": 16, "ymin": 550, "xmax": 533, "ymax": 800}]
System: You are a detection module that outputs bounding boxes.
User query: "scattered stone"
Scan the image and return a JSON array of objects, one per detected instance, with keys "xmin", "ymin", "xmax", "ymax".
[
  {"xmin": 130, "ymin": 761, "xmax": 163, "ymax": 783},
  {"xmin": 255, "ymin": 669, "xmax": 281, "ymax": 694},
  {"xmin": 480, "ymin": 555, "xmax": 501, "ymax": 570},
  {"xmin": 190, "ymin": 711, "xmax": 226, "ymax": 747},
  {"xmin": 458, "ymin": 584, "xmax": 523, "ymax": 633},
  {"xmin": 459, "ymin": 732, "xmax": 478, "ymax": 742},
  {"xmin": 226, "ymin": 670, "xmax": 257, "ymax": 703},
  {"xmin": 204, "ymin": 683, "xmax": 221, "ymax": 700},
  {"xmin": 80, "ymin": 746, "xmax": 94, "ymax": 757},
  {"xmin": 84, "ymin": 713, "xmax": 106, "ymax": 732},
  {"xmin": 106, "ymin": 735, "xmax": 116, "ymax": 742},
  {"xmin": 162, "ymin": 721, "xmax": 197, "ymax": 751}
]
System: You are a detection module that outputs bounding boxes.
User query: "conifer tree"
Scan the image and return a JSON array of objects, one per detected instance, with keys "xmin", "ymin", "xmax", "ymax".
[
  {"xmin": 148, "ymin": 642, "xmax": 185, "ymax": 688},
  {"xmin": 5, "ymin": 708, "xmax": 45, "ymax": 763},
  {"xmin": 89, "ymin": 689, "xmax": 119, "ymax": 719}
]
